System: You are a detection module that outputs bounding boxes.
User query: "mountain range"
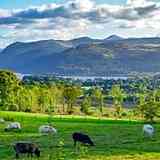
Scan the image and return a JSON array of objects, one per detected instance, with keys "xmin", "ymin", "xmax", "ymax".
[{"xmin": 1, "ymin": 35, "xmax": 160, "ymax": 76}]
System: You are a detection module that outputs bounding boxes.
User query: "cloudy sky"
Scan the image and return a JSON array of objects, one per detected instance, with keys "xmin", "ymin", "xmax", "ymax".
[{"xmin": 0, "ymin": 0, "xmax": 160, "ymax": 48}]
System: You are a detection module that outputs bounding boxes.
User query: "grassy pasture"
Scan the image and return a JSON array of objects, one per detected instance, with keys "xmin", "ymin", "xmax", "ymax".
[{"xmin": 0, "ymin": 111, "xmax": 160, "ymax": 160}]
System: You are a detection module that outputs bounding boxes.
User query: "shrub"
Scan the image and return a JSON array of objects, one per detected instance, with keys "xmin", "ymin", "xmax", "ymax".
[
  {"xmin": 138, "ymin": 101, "xmax": 160, "ymax": 122},
  {"xmin": 121, "ymin": 111, "xmax": 128, "ymax": 117}
]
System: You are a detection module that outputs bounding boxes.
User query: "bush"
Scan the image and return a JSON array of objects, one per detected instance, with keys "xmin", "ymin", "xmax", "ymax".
[
  {"xmin": 103, "ymin": 113, "xmax": 110, "ymax": 117},
  {"xmin": 121, "ymin": 111, "xmax": 128, "ymax": 117},
  {"xmin": 138, "ymin": 101, "xmax": 160, "ymax": 122},
  {"xmin": 25, "ymin": 108, "xmax": 31, "ymax": 113}
]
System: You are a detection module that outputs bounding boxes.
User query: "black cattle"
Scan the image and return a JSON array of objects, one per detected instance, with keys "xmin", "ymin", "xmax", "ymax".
[
  {"xmin": 13, "ymin": 142, "xmax": 40, "ymax": 158},
  {"xmin": 72, "ymin": 132, "xmax": 94, "ymax": 146}
]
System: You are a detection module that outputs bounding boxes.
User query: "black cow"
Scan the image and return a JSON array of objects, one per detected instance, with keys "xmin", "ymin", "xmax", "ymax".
[
  {"xmin": 72, "ymin": 132, "xmax": 94, "ymax": 146},
  {"xmin": 13, "ymin": 142, "xmax": 40, "ymax": 158}
]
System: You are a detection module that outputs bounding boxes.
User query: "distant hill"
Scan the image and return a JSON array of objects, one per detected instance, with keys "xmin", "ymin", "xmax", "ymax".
[
  {"xmin": 104, "ymin": 35, "xmax": 124, "ymax": 41},
  {"xmin": 1, "ymin": 36, "xmax": 160, "ymax": 76}
]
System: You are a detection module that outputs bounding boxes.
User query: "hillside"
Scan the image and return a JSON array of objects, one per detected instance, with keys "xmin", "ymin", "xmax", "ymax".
[{"xmin": 0, "ymin": 36, "xmax": 160, "ymax": 75}]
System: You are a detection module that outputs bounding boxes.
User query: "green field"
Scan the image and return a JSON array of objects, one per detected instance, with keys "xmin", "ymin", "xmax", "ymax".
[{"xmin": 0, "ymin": 111, "xmax": 160, "ymax": 160}]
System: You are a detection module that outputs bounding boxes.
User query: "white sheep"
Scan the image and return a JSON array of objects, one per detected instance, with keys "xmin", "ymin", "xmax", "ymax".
[
  {"xmin": 39, "ymin": 125, "xmax": 57, "ymax": 135},
  {"xmin": 143, "ymin": 124, "xmax": 154, "ymax": 138},
  {"xmin": 4, "ymin": 122, "xmax": 21, "ymax": 132}
]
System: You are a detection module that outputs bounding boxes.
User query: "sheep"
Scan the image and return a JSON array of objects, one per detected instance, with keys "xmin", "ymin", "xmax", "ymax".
[
  {"xmin": 39, "ymin": 125, "xmax": 57, "ymax": 135},
  {"xmin": 72, "ymin": 132, "xmax": 94, "ymax": 146},
  {"xmin": 4, "ymin": 122, "xmax": 21, "ymax": 132},
  {"xmin": 143, "ymin": 124, "xmax": 154, "ymax": 138},
  {"xmin": 13, "ymin": 141, "xmax": 40, "ymax": 158}
]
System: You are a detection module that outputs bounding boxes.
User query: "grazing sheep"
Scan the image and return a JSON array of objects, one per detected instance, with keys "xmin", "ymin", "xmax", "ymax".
[
  {"xmin": 72, "ymin": 132, "xmax": 94, "ymax": 146},
  {"xmin": 4, "ymin": 122, "xmax": 21, "ymax": 132},
  {"xmin": 0, "ymin": 118, "xmax": 5, "ymax": 123},
  {"xmin": 39, "ymin": 125, "xmax": 57, "ymax": 135},
  {"xmin": 13, "ymin": 142, "xmax": 40, "ymax": 158},
  {"xmin": 143, "ymin": 124, "xmax": 154, "ymax": 138}
]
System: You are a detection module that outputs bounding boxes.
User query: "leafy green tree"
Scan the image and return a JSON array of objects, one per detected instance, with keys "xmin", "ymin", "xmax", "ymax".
[
  {"xmin": 59, "ymin": 85, "xmax": 66, "ymax": 114},
  {"xmin": 37, "ymin": 85, "xmax": 51, "ymax": 113},
  {"xmin": 138, "ymin": 101, "xmax": 160, "ymax": 122},
  {"xmin": 49, "ymin": 85, "xmax": 63, "ymax": 114},
  {"xmin": 110, "ymin": 85, "xmax": 124, "ymax": 118},
  {"xmin": 138, "ymin": 93, "xmax": 146, "ymax": 106},
  {"xmin": 138, "ymin": 90, "xmax": 160, "ymax": 122},
  {"xmin": 91, "ymin": 87, "xmax": 104, "ymax": 115},
  {"xmin": 80, "ymin": 96, "xmax": 91, "ymax": 115},
  {"xmin": 0, "ymin": 70, "xmax": 20, "ymax": 110},
  {"xmin": 14, "ymin": 86, "xmax": 26, "ymax": 111},
  {"xmin": 19, "ymin": 86, "xmax": 36, "ymax": 112},
  {"xmin": 63, "ymin": 86, "xmax": 82, "ymax": 114},
  {"xmin": 153, "ymin": 89, "xmax": 160, "ymax": 102}
]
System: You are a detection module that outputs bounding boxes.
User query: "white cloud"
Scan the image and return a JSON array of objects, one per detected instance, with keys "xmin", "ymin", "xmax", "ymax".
[
  {"xmin": 0, "ymin": 9, "xmax": 11, "ymax": 18},
  {"xmin": 127, "ymin": 0, "xmax": 155, "ymax": 7},
  {"xmin": 0, "ymin": 0, "xmax": 160, "ymax": 48},
  {"xmin": 0, "ymin": 18, "xmax": 93, "ymax": 48},
  {"xmin": 69, "ymin": 0, "xmax": 95, "ymax": 12}
]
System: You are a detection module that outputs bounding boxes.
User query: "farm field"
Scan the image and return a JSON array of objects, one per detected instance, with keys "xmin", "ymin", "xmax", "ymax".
[{"xmin": 0, "ymin": 111, "xmax": 160, "ymax": 160}]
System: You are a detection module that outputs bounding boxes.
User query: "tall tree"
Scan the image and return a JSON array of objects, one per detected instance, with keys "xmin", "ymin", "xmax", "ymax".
[
  {"xmin": 110, "ymin": 85, "xmax": 124, "ymax": 118},
  {"xmin": 0, "ymin": 70, "xmax": 20, "ymax": 110},
  {"xmin": 81, "ymin": 96, "xmax": 91, "ymax": 115},
  {"xmin": 63, "ymin": 85, "xmax": 82, "ymax": 114},
  {"xmin": 91, "ymin": 87, "xmax": 104, "ymax": 115}
]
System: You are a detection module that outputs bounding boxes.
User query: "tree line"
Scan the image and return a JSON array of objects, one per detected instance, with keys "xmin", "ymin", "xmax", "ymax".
[{"xmin": 1, "ymin": 70, "xmax": 160, "ymax": 122}]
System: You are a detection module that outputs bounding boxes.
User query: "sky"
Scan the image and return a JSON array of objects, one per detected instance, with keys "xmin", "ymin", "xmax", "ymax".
[{"xmin": 0, "ymin": 0, "xmax": 160, "ymax": 48}]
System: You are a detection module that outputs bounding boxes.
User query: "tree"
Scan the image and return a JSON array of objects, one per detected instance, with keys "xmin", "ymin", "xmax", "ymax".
[
  {"xmin": 49, "ymin": 85, "xmax": 63, "ymax": 114},
  {"xmin": 80, "ymin": 96, "xmax": 91, "ymax": 115},
  {"xmin": 110, "ymin": 85, "xmax": 124, "ymax": 118},
  {"xmin": 63, "ymin": 85, "xmax": 82, "ymax": 114},
  {"xmin": 138, "ymin": 90, "xmax": 160, "ymax": 122},
  {"xmin": 37, "ymin": 85, "xmax": 52, "ymax": 113},
  {"xmin": 0, "ymin": 70, "xmax": 20, "ymax": 110},
  {"xmin": 138, "ymin": 101, "xmax": 160, "ymax": 122},
  {"xmin": 17, "ymin": 85, "xmax": 37, "ymax": 112},
  {"xmin": 91, "ymin": 87, "xmax": 104, "ymax": 115},
  {"xmin": 58, "ymin": 84, "xmax": 66, "ymax": 114},
  {"xmin": 14, "ymin": 86, "xmax": 26, "ymax": 111},
  {"xmin": 153, "ymin": 89, "xmax": 160, "ymax": 102}
]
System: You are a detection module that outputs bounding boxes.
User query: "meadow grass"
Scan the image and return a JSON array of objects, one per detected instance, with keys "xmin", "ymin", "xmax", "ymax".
[{"xmin": 0, "ymin": 111, "xmax": 160, "ymax": 160}]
